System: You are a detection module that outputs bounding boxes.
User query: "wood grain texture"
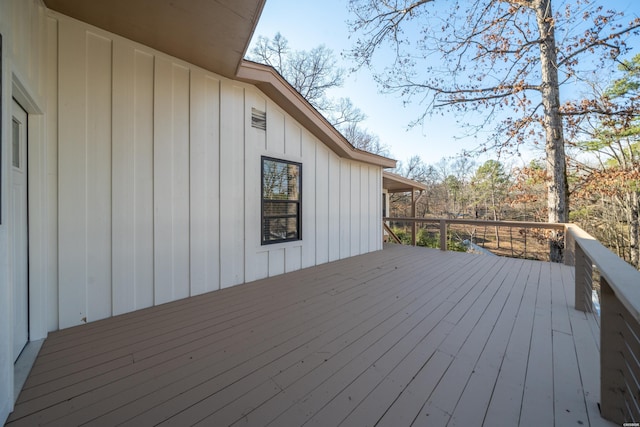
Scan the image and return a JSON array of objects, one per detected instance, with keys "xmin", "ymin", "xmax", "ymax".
[{"xmin": 7, "ymin": 246, "xmax": 613, "ymax": 426}]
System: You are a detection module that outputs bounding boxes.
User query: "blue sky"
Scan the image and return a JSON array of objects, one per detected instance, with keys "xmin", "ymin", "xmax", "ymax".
[{"xmin": 250, "ymin": 0, "xmax": 640, "ymax": 168}]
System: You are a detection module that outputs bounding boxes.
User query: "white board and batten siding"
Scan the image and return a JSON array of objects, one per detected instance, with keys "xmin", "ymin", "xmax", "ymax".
[
  {"xmin": 53, "ymin": 12, "xmax": 383, "ymax": 329},
  {"xmin": 1, "ymin": 0, "xmax": 55, "ymax": 421}
]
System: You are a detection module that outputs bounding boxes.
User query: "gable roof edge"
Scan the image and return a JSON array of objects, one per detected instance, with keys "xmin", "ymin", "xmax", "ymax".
[{"xmin": 236, "ymin": 61, "xmax": 397, "ymax": 169}]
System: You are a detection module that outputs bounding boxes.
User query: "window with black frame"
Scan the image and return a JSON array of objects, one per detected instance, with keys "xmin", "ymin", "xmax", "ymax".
[{"xmin": 261, "ymin": 157, "xmax": 302, "ymax": 244}]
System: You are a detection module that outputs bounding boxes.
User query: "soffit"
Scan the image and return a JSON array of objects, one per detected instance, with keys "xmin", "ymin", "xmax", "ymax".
[{"xmin": 43, "ymin": 0, "xmax": 266, "ymax": 78}]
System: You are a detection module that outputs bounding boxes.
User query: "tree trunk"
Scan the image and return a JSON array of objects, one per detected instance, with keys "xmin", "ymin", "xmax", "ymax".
[
  {"xmin": 629, "ymin": 191, "xmax": 639, "ymax": 269},
  {"xmin": 534, "ymin": 0, "xmax": 568, "ymax": 262}
]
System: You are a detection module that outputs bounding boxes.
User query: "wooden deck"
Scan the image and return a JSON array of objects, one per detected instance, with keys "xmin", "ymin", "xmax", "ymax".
[{"xmin": 6, "ymin": 245, "xmax": 613, "ymax": 426}]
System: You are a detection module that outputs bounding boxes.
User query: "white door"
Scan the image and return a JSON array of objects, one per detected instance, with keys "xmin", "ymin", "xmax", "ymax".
[{"xmin": 11, "ymin": 99, "xmax": 29, "ymax": 362}]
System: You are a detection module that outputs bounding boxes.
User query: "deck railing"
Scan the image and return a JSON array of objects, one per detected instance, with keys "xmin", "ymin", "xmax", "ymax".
[
  {"xmin": 383, "ymin": 217, "xmax": 565, "ymax": 261},
  {"xmin": 384, "ymin": 217, "xmax": 640, "ymax": 424},
  {"xmin": 565, "ymin": 224, "xmax": 640, "ymax": 424}
]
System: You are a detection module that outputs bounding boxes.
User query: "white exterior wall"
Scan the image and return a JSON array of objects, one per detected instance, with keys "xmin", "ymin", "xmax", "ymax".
[
  {"xmin": 53, "ymin": 13, "xmax": 383, "ymax": 328},
  {"xmin": 0, "ymin": 7, "xmax": 383, "ymax": 421},
  {"xmin": 0, "ymin": 0, "xmax": 55, "ymax": 421}
]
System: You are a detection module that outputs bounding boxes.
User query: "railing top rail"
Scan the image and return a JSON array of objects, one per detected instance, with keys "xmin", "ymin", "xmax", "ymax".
[
  {"xmin": 383, "ymin": 217, "xmax": 566, "ymax": 230},
  {"xmin": 566, "ymin": 223, "xmax": 640, "ymax": 322}
]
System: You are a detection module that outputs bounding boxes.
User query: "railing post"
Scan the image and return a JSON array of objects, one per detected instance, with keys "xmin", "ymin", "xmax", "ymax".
[
  {"xmin": 600, "ymin": 276, "xmax": 628, "ymax": 425},
  {"xmin": 439, "ymin": 220, "xmax": 447, "ymax": 251},
  {"xmin": 574, "ymin": 243, "xmax": 591, "ymax": 313},
  {"xmin": 411, "ymin": 192, "xmax": 417, "ymax": 246},
  {"xmin": 411, "ymin": 220, "xmax": 417, "ymax": 246},
  {"xmin": 564, "ymin": 225, "xmax": 576, "ymax": 266}
]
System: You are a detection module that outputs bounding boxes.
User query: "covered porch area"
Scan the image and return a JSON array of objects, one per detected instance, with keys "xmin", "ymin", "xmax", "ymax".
[{"xmin": 6, "ymin": 245, "xmax": 610, "ymax": 426}]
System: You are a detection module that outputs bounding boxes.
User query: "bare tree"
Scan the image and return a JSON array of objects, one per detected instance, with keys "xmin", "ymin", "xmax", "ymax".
[
  {"xmin": 347, "ymin": 0, "xmax": 640, "ymax": 260},
  {"xmin": 249, "ymin": 33, "xmax": 395, "ymax": 154},
  {"xmin": 250, "ymin": 33, "xmax": 344, "ymax": 111},
  {"xmin": 342, "ymin": 122, "xmax": 390, "ymax": 155}
]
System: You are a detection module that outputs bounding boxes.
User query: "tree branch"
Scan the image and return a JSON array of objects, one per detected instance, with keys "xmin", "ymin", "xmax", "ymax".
[{"xmin": 558, "ymin": 22, "xmax": 640, "ymax": 67}]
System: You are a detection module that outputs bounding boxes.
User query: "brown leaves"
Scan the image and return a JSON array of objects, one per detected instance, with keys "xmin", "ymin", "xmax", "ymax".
[{"xmin": 575, "ymin": 167, "xmax": 640, "ymax": 199}]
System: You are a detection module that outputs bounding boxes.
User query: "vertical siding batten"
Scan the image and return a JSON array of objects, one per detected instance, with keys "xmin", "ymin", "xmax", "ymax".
[
  {"xmin": 374, "ymin": 167, "xmax": 381, "ymax": 250},
  {"xmin": 315, "ymin": 145, "xmax": 329, "ymax": 264},
  {"xmin": 190, "ymin": 70, "xmax": 221, "ymax": 295},
  {"xmin": 219, "ymin": 82, "xmax": 245, "ymax": 288},
  {"xmin": 339, "ymin": 160, "xmax": 351, "ymax": 259},
  {"xmin": 283, "ymin": 116, "xmax": 308, "ymax": 272},
  {"xmin": 360, "ymin": 165, "xmax": 369, "ymax": 254},
  {"xmin": 153, "ymin": 57, "xmax": 174, "ymax": 305},
  {"xmin": 133, "ymin": 50, "xmax": 155, "ymax": 310},
  {"xmin": 328, "ymin": 152, "xmax": 340, "ymax": 261},
  {"xmin": 301, "ymin": 131, "xmax": 316, "ymax": 268},
  {"xmin": 153, "ymin": 59, "xmax": 192, "ymax": 304},
  {"xmin": 45, "ymin": 16, "xmax": 59, "ymax": 331},
  {"xmin": 57, "ymin": 21, "xmax": 88, "ymax": 329},
  {"xmin": 350, "ymin": 163, "xmax": 361, "ymax": 256},
  {"xmin": 170, "ymin": 63, "xmax": 191, "ymax": 301},
  {"xmin": 111, "ymin": 44, "xmax": 156, "ymax": 315},
  {"xmin": 371, "ymin": 167, "xmax": 382, "ymax": 251},
  {"xmin": 111, "ymin": 41, "xmax": 136, "ymax": 316},
  {"xmin": 85, "ymin": 31, "xmax": 113, "ymax": 322}
]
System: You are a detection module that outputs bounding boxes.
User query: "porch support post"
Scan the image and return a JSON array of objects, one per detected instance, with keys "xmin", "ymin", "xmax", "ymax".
[
  {"xmin": 411, "ymin": 191, "xmax": 416, "ymax": 246},
  {"xmin": 439, "ymin": 220, "xmax": 447, "ymax": 251}
]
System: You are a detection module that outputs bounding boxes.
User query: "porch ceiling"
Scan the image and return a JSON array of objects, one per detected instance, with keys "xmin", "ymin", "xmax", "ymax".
[
  {"xmin": 7, "ymin": 246, "xmax": 608, "ymax": 426},
  {"xmin": 383, "ymin": 171, "xmax": 429, "ymax": 193},
  {"xmin": 43, "ymin": 0, "xmax": 266, "ymax": 78}
]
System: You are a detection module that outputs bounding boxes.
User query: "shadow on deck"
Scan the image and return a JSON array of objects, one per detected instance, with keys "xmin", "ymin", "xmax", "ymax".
[{"xmin": 6, "ymin": 245, "xmax": 611, "ymax": 426}]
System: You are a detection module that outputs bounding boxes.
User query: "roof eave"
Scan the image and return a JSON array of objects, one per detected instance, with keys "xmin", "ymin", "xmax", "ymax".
[
  {"xmin": 43, "ymin": 0, "xmax": 267, "ymax": 79},
  {"xmin": 237, "ymin": 61, "xmax": 397, "ymax": 169}
]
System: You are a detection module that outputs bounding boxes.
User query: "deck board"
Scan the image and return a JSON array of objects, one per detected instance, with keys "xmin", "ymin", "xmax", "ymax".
[
  {"xmin": 449, "ymin": 257, "xmax": 529, "ymax": 426},
  {"xmin": 519, "ymin": 261, "xmax": 555, "ymax": 427},
  {"xmin": 40, "ymin": 255, "xmax": 431, "ymax": 425},
  {"xmin": 375, "ymin": 350, "xmax": 454, "ymax": 427},
  {"xmin": 123, "ymin": 268, "xmax": 440, "ymax": 426},
  {"xmin": 483, "ymin": 260, "xmax": 538, "ymax": 426},
  {"xmin": 428, "ymin": 259, "xmax": 517, "ymax": 418},
  {"xmin": 6, "ymin": 245, "xmax": 614, "ymax": 426}
]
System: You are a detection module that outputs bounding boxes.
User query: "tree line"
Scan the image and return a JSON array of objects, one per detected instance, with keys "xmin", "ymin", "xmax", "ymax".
[
  {"xmin": 390, "ymin": 145, "xmax": 639, "ymax": 269},
  {"xmin": 389, "ymin": 51, "xmax": 640, "ymax": 268}
]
